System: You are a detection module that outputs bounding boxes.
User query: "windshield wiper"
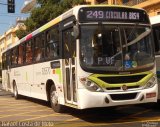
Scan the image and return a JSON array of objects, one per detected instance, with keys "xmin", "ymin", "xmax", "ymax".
[{"xmin": 123, "ymin": 28, "xmax": 151, "ymax": 48}]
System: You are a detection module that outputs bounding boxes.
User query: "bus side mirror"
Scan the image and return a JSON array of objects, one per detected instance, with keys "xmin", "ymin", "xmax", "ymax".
[{"xmin": 73, "ymin": 25, "xmax": 80, "ymax": 39}]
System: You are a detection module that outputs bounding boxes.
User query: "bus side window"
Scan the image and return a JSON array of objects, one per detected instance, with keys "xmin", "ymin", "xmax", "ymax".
[
  {"xmin": 45, "ymin": 26, "xmax": 59, "ymax": 59},
  {"xmin": 25, "ymin": 41, "xmax": 33, "ymax": 64},
  {"xmin": 18, "ymin": 44, "xmax": 24, "ymax": 65},
  {"xmin": 153, "ymin": 28, "xmax": 160, "ymax": 53},
  {"xmin": 34, "ymin": 34, "xmax": 45, "ymax": 62},
  {"xmin": 2, "ymin": 53, "xmax": 6, "ymax": 70},
  {"xmin": 46, "ymin": 31, "xmax": 52, "ymax": 58},
  {"xmin": 11, "ymin": 48, "xmax": 18, "ymax": 66}
]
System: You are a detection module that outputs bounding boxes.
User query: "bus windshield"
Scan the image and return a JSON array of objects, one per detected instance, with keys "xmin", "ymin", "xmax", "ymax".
[{"xmin": 80, "ymin": 25, "xmax": 154, "ymax": 72}]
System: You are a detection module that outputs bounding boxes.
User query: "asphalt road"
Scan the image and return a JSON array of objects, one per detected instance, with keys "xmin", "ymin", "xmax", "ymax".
[{"xmin": 0, "ymin": 90, "xmax": 159, "ymax": 127}]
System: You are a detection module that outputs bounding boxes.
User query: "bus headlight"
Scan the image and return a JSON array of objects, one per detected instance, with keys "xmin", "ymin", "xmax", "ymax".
[
  {"xmin": 144, "ymin": 76, "xmax": 156, "ymax": 89},
  {"xmin": 80, "ymin": 78, "xmax": 104, "ymax": 92}
]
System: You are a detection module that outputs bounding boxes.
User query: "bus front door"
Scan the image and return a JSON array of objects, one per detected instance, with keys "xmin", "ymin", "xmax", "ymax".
[{"xmin": 62, "ymin": 28, "xmax": 77, "ymax": 105}]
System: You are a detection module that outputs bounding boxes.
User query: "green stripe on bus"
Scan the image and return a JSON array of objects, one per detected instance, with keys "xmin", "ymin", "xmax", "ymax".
[{"xmin": 55, "ymin": 68, "xmax": 62, "ymax": 83}]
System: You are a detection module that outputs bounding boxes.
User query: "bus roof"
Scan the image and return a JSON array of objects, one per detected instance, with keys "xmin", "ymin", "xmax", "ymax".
[
  {"xmin": 150, "ymin": 15, "xmax": 160, "ymax": 25},
  {"xmin": 2, "ymin": 5, "xmax": 147, "ymax": 53}
]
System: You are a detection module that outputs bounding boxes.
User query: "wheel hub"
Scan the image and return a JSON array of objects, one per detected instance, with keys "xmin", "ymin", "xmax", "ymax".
[{"xmin": 51, "ymin": 91, "xmax": 58, "ymax": 106}]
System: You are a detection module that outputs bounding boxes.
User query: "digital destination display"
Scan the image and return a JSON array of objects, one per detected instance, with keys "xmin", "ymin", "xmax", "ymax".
[{"xmin": 78, "ymin": 7, "xmax": 149, "ymax": 23}]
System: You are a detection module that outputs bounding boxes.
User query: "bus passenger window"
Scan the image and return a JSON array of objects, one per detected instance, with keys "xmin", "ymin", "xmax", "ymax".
[
  {"xmin": 46, "ymin": 32, "xmax": 52, "ymax": 58},
  {"xmin": 45, "ymin": 27, "xmax": 59, "ymax": 59},
  {"xmin": 11, "ymin": 48, "xmax": 18, "ymax": 66},
  {"xmin": 25, "ymin": 41, "xmax": 32, "ymax": 64},
  {"xmin": 153, "ymin": 27, "xmax": 160, "ymax": 54},
  {"xmin": 34, "ymin": 35, "xmax": 44, "ymax": 62},
  {"xmin": 18, "ymin": 45, "xmax": 24, "ymax": 64},
  {"xmin": 2, "ymin": 53, "xmax": 7, "ymax": 69},
  {"xmin": 35, "ymin": 48, "xmax": 42, "ymax": 61}
]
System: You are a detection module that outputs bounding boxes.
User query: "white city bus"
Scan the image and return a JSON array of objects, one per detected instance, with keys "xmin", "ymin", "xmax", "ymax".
[
  {"xmin": 150, "ymin": 15, "xmax": 160, "ymax": 99},
  {"xmin": 2, "ymin": 5, "xmax": 158, "ymax": 112}
]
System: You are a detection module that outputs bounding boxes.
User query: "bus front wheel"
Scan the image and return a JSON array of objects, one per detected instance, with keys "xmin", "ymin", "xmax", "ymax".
[
  {"xmin": 50, "ymin": 85, "xmax": 64, "ymax": 113},
  {"xmin": 13, "ymin": 83, "xmax": 20, "ymax": 99}
]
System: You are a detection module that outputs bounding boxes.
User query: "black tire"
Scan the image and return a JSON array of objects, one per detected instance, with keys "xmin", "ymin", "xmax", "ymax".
[
  {"xmin": 50, "ymin": 85, "xmax": 64, "ymax": 113},
  {"xmin": 13, "ymin": 82, "xmax": 20, "ymax": 99}
]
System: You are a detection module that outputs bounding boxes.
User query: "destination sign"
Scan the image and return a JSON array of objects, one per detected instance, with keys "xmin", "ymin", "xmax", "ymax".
[{"xmin": 78, "ymin": 7, "xmax": 149, "ymax": 24}]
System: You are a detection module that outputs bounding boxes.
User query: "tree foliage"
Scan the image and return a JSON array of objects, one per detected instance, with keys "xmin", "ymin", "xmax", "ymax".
[
  {"xmin": 15, "ymin": 27, "xmax": 28, "ymax": 39},
  {"xmin": 16, "ymin": 0, "xmax": 86, "ymax": 39}
]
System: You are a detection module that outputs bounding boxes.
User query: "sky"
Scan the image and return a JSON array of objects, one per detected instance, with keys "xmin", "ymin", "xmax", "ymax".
[{"xmin": 0, "ymin": 0, "xmax": 29, "ymax": 35}]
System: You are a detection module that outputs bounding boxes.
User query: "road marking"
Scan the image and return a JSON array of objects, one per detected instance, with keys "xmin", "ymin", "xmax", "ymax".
[
  {"xmin": 20, "ymin": 113, "xmax": 74, "ymax": 121},
  {"xmin": 0, "ymin": 100, "xmax": 32, "ymax": 103},
  {"xmin": 104, "ymin": 118, "xmax": 160, "ymax": 126},
  {"xmin": 0, "ymin": 105, "xmax": 44, "ymax": 113},
  {"xmin": 65, "ymin": 118, "xmax": 80, "ymax": 122},
  {"xmin": 19, "ymin": 114, "xmax": 61, "ymax": 121},
  {"xmin": 129, "ymin": 109, "xmax": 152, "ymax": 117},
  {"xmin": 0, "ymin": 103, "xmax": 37, "ymax": 107},
  {"xmin": 132, "ymin": 116, "xmax": 160, "ymax": 121},
  {"xmin": 0, "ymin": 108, "xmax": 52, "ymax": 114},
  {"xmin": 0, "ymin": 101, "xmax": 42, "ymax": 105},
  {"xmin": 63, "ymin": 109, "xmax": 151, "ymax": 123},
  {"xmin": 0, "ymin": 100, "xmax": 42, "ymax": 104},
  {"xmin": 56, "ymin": 118, "xmax": 160, "ymax": 127},
  {"xmin": 0, "ymin": 109, "xmax": 52, "ymax": 119}
]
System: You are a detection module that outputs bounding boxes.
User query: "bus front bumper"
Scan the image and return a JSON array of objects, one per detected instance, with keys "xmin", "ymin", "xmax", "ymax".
[{"xmin": 77, "ymin": 84, "xmax": 158, "ymax": 109}]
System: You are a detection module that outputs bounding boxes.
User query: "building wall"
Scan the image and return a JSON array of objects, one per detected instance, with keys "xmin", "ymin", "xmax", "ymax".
[
  {"xmin": 132, "ymin": 0, "xmax": 160, "ymax": 17},
  {"xmin": 85, "ymin": 0, "xmax": 160, "ymax": 17},
  {"xmin": 145, "ymin": 4, "xmax": 160, "ymax": 17},
  {"xmin": 0, "ymin": 18, "xmax": 25, "ymax": 64},
  {"xmin": 0, "ymin": 36, "xmax": 5, "ymax": 63},
  {"xmin": 0, "ymin": 28, "xmax": 19, "ymax": 63}
]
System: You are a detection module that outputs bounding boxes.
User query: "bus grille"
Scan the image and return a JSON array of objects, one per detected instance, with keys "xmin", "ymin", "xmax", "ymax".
[
  {"xmin": 110, "ymin": 93, "xmax": 137, "ymax": 101},
  {"xmin": 98, "ymin": 74, "xmax": 146, "ymax": 84},
  {"xmin": 106, "ymin": 85, "xmax": 140, "ymax": 90}
]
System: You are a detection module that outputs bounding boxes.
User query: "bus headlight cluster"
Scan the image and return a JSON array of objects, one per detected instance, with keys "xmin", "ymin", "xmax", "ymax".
[
  {"xmin": 144, "ymin": 76, "xmax": 156, "ymax": 89},
  {"xmin": 80, "ymin": 77, "xmax": 104, "ymax": 92}
]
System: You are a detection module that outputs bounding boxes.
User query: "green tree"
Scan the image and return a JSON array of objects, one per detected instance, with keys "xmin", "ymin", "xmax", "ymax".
[
  {"xmin": 15, "ymin": 27, "xmax": 28, "ymax": 39},
  {"xmin": 16, "ymin": 0, "xmax": 86, "ymax": 39}
]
